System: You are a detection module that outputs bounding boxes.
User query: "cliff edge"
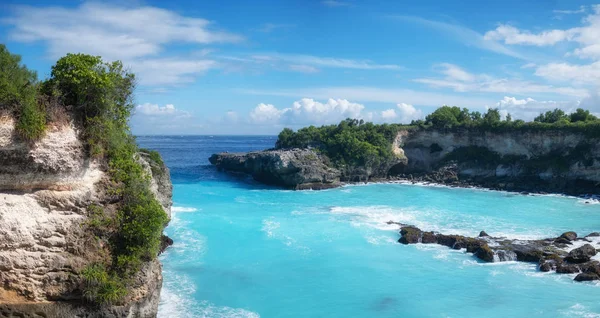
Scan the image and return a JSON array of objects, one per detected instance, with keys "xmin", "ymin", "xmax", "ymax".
[{"xmin": 0, "ymin": 116, "xmax": 172, "ymax": 317}]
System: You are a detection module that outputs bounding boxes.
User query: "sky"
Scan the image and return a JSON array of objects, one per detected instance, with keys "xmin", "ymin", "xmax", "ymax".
[{"xmin": 1, "ymin": 0, "xmax": 600, "ymax": 135}]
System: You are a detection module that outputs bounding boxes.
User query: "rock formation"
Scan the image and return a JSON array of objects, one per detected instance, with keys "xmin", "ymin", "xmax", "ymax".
[
  {"xmin": 395, "ymin": 224, "xmax": 600, "ymax": 282},
  {"xmin": 0, "ymin": 116, "xmax": 172, "ymax": 317},
  {"xmin": 210, "ymin": 128, "xmax": 600, "ymax": 195},
  {"xmin": 209, "ymin": 149, "xmax": 342, "ymax": 189}
]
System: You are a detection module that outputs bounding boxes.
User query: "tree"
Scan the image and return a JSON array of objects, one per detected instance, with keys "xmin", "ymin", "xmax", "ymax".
[
  {"xmin": 425, "ymin": 106, "xmax": 461, "ymax": 128},
  {"xmin": 534, "ymin": 108, "xmax": 569, "ymax": 123},
  {"xmin": 570, "ymin": 108, "xmax": 597, "ymax": 122},
  {"xmin": 47, "ymin": 53, "xmax": 135, "ymax": 155},
  {"xmin": 0, "ymin": 44, "xmax": 45, "ymax": 140},
  {"xmin": 483, "ymin": 108, "xmax": 501, "ymax": 126}
]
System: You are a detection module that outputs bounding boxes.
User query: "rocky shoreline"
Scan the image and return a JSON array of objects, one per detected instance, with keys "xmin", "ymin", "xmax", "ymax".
[{"xmin": 391, "ymin": 223, "xmax": 600, "ymax": 282}]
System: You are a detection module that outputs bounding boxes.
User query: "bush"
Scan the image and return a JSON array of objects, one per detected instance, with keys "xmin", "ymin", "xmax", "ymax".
[
  {"xmin": 276, "ymin": 119, "xmax": 404, "ymax": 169},
  {"xmin": 81, "ymin": 264, "xmax": 127, "ymax": 305}
]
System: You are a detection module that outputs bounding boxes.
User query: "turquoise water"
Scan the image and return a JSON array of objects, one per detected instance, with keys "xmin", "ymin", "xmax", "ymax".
[{"xmin": 138, "ymin": 136, "xmax": 600, "ymax": 318}]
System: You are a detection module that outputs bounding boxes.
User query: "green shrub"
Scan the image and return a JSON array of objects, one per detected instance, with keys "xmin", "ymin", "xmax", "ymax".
[
  {"xmin": 81, "ymin": 264, "xmax": 127, "ymax": 305},
  {"xmin": 15, "ymin": 98, "xmax": 46, "ymax": 141}
]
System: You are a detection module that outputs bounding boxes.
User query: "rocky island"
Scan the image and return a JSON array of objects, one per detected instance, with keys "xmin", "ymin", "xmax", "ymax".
[
  {"xmin": 0, "ymin": 47, "xmax": 172, "ymax": 317},
  {"xmin": 210, "ymin": 109, "xmax": 600, "ymax": 196},
  {"xmin": 392, "ymin": 223, "xmax": 600, "ymax": 282}
]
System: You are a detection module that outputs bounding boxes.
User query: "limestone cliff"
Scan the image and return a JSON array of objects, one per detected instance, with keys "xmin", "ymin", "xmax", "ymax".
[
  {"xmin": 0, "ymin": 116, "xmax": 172, "ymax": 317},
  {"xmin": 209, "ymin": 149, "xmax": 342, "ymax": 189},
  {"xmin": 210, "ymin": 128, "xmax": 598, "ymax": 195},
  {"xmin": 394, "ymin": 128, "xmax": 600, "ymax": 195}
]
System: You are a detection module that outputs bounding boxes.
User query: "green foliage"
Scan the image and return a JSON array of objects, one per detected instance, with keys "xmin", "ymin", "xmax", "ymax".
[
  {"xmin": 570, "ymin": 108, "xmax": 598, "ymax": 122},
  {"xmin": 16, "ymin": 100, "xmax": 46, "ymax": 140},
  {"xmin": 140, "ymin": 148, "xmax": 165, "ymax": 166},
  {"xmin": 276, "ymin": 118, "xmax": 404, "ymax": 169},
  {"xmin": 0, "ymin": 44, "xmax": 46, "ymax": 140},
  {"xmin": 81, "ymin": 264, "xmax": 127, "ymax": 305},
  {"xmin": 41, "ymin": 53, "xmax": 167, "ymax": 304},
  {"xmin": 47, "ymin": 53, "xmax": 135, "ymax": 156},
  {"xmin": 534, "ymin": 108, "xmax": 569, "ymax": 124}
]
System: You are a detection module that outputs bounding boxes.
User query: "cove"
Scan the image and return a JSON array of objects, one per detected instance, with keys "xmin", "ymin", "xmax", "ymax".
[{"xmin": 138, "ymin": 136, "xmax": 600, "ymax": 318}]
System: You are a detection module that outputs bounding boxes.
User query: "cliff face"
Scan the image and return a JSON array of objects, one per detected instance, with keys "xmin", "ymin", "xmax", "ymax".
[
  {"xmin": 209, "ymin": 149, "xmax": 342, "ymax": 189},
  {"xmin": 210, "ymin": 128, "xmax": 598, "ymax": 194},
  {"xmin": 0, "ymin": 116, "xmax": 172, "ymax": 317},
  {"xmin": 396, "ymin": 129, "xmax": 600, "ymax": 194}
]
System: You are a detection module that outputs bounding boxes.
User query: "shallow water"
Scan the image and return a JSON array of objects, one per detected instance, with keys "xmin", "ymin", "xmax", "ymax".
[{"xmin": 138, "ymin": 135, "xmax": 600, "ymax": 318}]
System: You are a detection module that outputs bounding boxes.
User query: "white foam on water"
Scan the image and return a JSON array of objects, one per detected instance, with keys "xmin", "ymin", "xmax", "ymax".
[
  {"xmin": 172, "ymin": 206, "xmax": 200, "ymax": 213},
  {"xmin": 561, "ymin": 304, "xmax": 600, "ymax": 318},
  {"xmin": 261, "ymin": 218, "xmax": 280, "ymax": 238}
]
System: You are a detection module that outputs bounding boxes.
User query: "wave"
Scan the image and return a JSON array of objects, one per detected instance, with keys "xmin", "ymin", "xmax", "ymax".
[
  {"xmin": 159, "ymin": 276, "xmax": 260, "ymax": 318},
  {"xmin": 172, "ymin": 206, "xmax": 199, "ymax": 213}
]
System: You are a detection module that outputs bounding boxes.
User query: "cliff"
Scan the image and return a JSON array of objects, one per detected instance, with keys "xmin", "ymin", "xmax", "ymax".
[
  {"xmin": 209, "ymin": 149, "xmax": 342, "ymax": 189},
  {"xmin": 0, "ymin": 116, "xmax": 172, "ymax": 317},
  {"xmin": 395, "ymin": 128, "xmax": 600, "ymax": 195},
  {"xmin": 210, "ymin": 128, "xmax": 599, "ymax": 195}
]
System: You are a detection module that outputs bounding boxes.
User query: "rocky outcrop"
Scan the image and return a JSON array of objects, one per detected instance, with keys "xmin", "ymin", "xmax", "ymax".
[
  {"xmin": 396, "ymin": 225, "xmax": 600, "ymax": 283},
  {"xmin": 210, "ymin": 127, "xmax": 599, "ymax": 194},
  {"xmin": 393, "ymin": 128, "xmax": 600, "ymax": 195},
  {"xmin": 209, "ymin": 149, "xmax": 342, "ymax": 189},
  {"xmin": 0, "ymin": 117, "xmax": 172, "ymax": 317}
]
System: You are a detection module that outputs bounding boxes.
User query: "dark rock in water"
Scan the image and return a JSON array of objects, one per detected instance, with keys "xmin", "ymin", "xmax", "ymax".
[
  {"xmin": 421, "ymin": 231, "xmax": 438, "ymax": 244},
  {"xmin": 586, "ymin": 232, "xmax": 600, "ymax": 238},
  {"xmin": 556, "ymin": 262, "xmax": 581, "ymax": 274},
  {"xmin": 574, "ymin": 273, "xmax": 600, "ymax": 281},
  {"xmin": 396, "ymin": 225, "xmax": 596, "ymax": 283},
  {"xmin": 474, "ymin": 244, "xmax": 495, "ymax": 262},
  {"xmin": 478, "ymin": 231, "xmax": 489, "ymax": 237},
  {"xmin": 159, "ymin": 235, "xmax": 174, "ymax": 255},
  {"xmin": 559, "ymin": 231, "xmax": 578, "ymax": 241},
  {"xmin": 565, "ymin": 244, "xmax": 597, "ymax": 263},
  {"xmin": 398, "ymin": 226, "xmax": 422, "ymax": 244},
  {"xmin": 553, "ymin": 237, "xmax": 573, "ymax": 246}
]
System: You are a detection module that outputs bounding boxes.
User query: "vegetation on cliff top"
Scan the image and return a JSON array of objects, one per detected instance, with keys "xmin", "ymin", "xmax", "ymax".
[
  {"xmin": 0, "ymin": 45, "xmax": 168, "ymax": 305},
  {"xmin": 276, "ymin": 119, "xmax": 403, "ymax": 169},
  {"xmin": 276, "ymin": 106, "xmax": 600, "ymax": 170}
]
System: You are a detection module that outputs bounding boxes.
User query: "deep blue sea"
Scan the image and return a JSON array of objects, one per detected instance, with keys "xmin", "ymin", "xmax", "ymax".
[{"xmin": 137, "ymin": 135, "xmax": 600, "ymax": 318}]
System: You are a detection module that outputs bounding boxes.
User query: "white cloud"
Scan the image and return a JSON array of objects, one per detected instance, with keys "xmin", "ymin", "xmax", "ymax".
[
  {"xmin": 553, "ymin": 6, "xmax": 586, "ymax": 14},
  {"xmin": 247, "ymin": 98, "xmax": 366, "ymax": 125},
  {"xmin": 394, "ymin": 16, "xmax": 526, "ymax": 59},
  {"xmin": 415, "ymin": 63, "xmax": 587, "ymax": 97},
  {"xmin": 534, "ymin": 61, "xmax": 600, "ymax": 84},
  {"xmin": 484, "ymin": 5, "xmax": 600, "ymax": 60},
  {"xmin": 495, "ymin": 96, "xmax": 580, "ymax": 120},
  {"xmin": 484, "ymin": 25, "xmax": 576, "ymax": 46},
  {"xmin": 5, "ymin": 2, "xmax": 241, "ymax": 86},
  {"xmin": 135, "ymin": 103, "xmax": 190, "ymax": 117},
  {"xmin": 132, "ymin": 58, "xmax": 218, "ymax": 86},
  {"xmin": 396, "ymin": 103, "xmax": 423, "ymax": 123},
  {"xmin": 238, "ymin": 87, "xmax": 496, "ymax": 108},
  {"xmin": 245, "ymin": 98, "xmax": 424, "ymax": 127},
  {"xmin": 247, "ymin": 53, "xmax": 402, "ymax": 71},
  {"xmin": 249, "ymin": 103, "xmax": 287, "ymax": 123},
  {"xmin": 380, "ymin": 109, "xmax": 397, "ymax": 120}
]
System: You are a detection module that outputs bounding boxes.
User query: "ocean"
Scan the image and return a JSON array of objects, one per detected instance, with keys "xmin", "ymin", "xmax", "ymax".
[{"xmin": 137, "ymin": 135, "xmax": 600, "ymax": 318}]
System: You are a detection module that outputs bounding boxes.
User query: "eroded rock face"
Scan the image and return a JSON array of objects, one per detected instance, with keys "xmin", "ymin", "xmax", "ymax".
[
  {"xmin": 395, "ymin": 129, "xmax": 600, "ymax": 195},
  {"xmin": 0, "ymin": 118, "xmax": 173, "ymax": 317},
  {"xmin": 210, "ymin": 149, "xmax": 342, "ymax": 189},
  {"xmin": 396, "ymin": 225, "xmax": 600, "ymax": 283}
]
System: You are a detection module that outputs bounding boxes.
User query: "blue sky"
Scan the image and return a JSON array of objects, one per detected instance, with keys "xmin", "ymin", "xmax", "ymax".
[{"xmin": 1, "ymin": 0, "xmax": 600, "ymax": 135}]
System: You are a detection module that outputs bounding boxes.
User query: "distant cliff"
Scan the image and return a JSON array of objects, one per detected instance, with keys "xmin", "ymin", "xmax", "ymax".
[
  {"xmin": 210, "ymin": 127, "xmax": 599, "ymax": 195},
  {"xmin": 0, "ymin": 116, "xmax": 172, "ymax": 317}
]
